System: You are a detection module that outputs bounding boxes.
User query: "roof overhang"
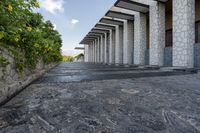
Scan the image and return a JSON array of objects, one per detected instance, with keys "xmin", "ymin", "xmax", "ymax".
[
  {"xmin": 114, "ymin": 0, "xmax": 149, "ymax": 13},
  {"xmin": 80, "ymin": 39, "xmax": 95, "ymax": 45},
  {"xmin": 100, "ymin": 18, "xmax": 124, "ymax": 26},
  {"xmin": 155, "ymin": 0, "xmax": 169, "ymax": 3},
  {"xmin": 86, "ymin": 34, "xmax": 100, "ymax": 38},
  {"xmin": 75, "ymin": 47, "xmax": 85, "ymax": 50},
  {"xmin": 95, "ymin": 23, "xmax": 115, "ymax": 30},
  {"xmin": 105, "ymin": 10, "xmax": 134, "ymax": 20},
  {"xmin": 88, "ymin": 32, "xmax": 104, "ymax": 36},
  {"xmin": 91, "ymin": 28, "xmax": 109, "ymax": 34},
  {"xmin": 85, "ymin": 36, "xmax": 98, "ymax": 39}
]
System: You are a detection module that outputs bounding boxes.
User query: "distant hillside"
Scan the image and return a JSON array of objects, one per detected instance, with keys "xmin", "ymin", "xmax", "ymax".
[{"xmin": 62, "ymin": 49, "xmax": 83, "ymax": 57}]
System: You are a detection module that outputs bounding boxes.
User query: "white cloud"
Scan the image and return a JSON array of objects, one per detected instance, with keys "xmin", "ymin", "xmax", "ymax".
[
  {"xmin": 71, "ymin": 19, "xmax": 79, "ymax": 25},
  {"xmin": 53, "ymin": 23, "xmax": 57, "ymax": 30},
  {"xmin": 38, "ymin": 0, "xmax": 64, "ymax": 14}
]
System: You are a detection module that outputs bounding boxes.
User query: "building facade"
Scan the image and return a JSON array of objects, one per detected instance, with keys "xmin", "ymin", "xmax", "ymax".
[{"xmin": 80, "ymin": 0, "xmax": 200, "ymax": 68}]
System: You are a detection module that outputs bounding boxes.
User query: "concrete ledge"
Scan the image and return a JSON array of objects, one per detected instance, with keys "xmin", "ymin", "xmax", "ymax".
[
  {"xmin": 138, "ymin": 65, "xmax": 160, "ymax": 70},
  {"xmin": 114, "ymin": 63, "xmax": 124, "ymax": 66},
  {"xmin": 160, "ymin": 67, "xmax": 198, "ymax": 73},
  {"xmin": 0, "ymin": 63, "xmax": 59, "ymax": 106}
]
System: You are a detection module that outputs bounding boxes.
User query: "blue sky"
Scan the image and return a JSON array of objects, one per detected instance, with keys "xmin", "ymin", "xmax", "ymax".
[{"xmin": 37, "ymin": 0, "xmax": 116, "ymax": 55}]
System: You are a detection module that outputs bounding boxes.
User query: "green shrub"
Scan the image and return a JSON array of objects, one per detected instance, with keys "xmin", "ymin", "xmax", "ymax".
[
  {"xmin": 0, "ymin": 0, "xmax": 62, "ymax": 72},
  {"xmin": 63, "ymin": 56, "xmax": 74, "ymax": 62},
  {"xmin": 74, "ymin": 53, "xmax": 84, "ymax": 60}
]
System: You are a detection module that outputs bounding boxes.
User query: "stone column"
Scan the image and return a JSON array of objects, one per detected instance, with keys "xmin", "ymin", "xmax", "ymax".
[
  {"xmin": 92, "ymin": 43, "xmax": 94, "ymax": 62},
  {"xmin": 149, "ymin": 1, "xmax": 165, "ymax": 66},
  {"xmin": 84, "ymin": 45, "xmax": 89, "ymax": 62},
  {"xmin": 90, "ymin": 44, "xmax": 92, "ymax": 62},
  {"xmin": 173, "ymin": 0, "xmax": 195, "ymax": 68},
  {"xmin": 123, "ymin": 20, "xmax": 134, "ymax": 65},
  {"xmin": 134, "ymin": 13, "xmax": 147, "ymax": 65},
  {"xmin": 98, "ymin": 37, "xmax": 101, "ymax": 63},
  {"xmin": 109, "ymin": 30, "xmax": 113, "ymax": 64},
  {"xmin": 96, "ymin": 38, "xmax": 99, "ymax": 63},
  {"xmin": 115, "ymin": 25, "xmax": 123, "ymax": 65},
  {"xmin": 93, "ymin": 41, "xmax": 95, "ymax": 63},
  {"xmin": 106, "ymin": 32, "xmax": 110, "ymax": 64},
  {"xmin": 88, "ymin": 45, "xmax": 91, "ymax": 62},
  {"xmin": 90, "ymin": 44, "xmax": 93, "ymax": 62},
  {"xmin": 95, "ymin": 40, "xmax": 97, "ymax": 63},
  {"xmin": 104, "ymin": 33, "xmax": 108, "ymax": 64},
  {"xmin": 111, "ymin": 30, "xmax": 116, "ymax": 64},
  {"xmin": 101, "ymin": 35, "xmax": 104, "ymax": 63},
  {"xmin": 100, "ymin": 35, "xmax": 104, "ymax": 63}
]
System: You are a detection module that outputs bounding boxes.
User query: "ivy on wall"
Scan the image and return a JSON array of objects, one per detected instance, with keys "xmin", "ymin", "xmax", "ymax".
[{"xmin": 0, "ymin": 0, "xmax": 62, "ymax": 73}]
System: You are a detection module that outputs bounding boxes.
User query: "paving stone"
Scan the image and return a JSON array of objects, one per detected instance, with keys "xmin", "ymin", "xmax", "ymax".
[{"xmin": 0, "ymin": 62, "xmax": 200, "ymax": 133}]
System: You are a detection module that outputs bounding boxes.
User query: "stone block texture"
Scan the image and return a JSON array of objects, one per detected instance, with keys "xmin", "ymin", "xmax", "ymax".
[
  {"xmin": 108, "ymin": 30, "xmax": 113, "ymax": 64},
  {"xmin": 123, "ymin": 20, "xmax": 134, "ymax": 65},
  {"xmin": 84, "ymin": 45, "xmax": 89, "ymax": 62},
  {"xmin": 95, "ymin": 39, "xmax": 98, "ymax": 63},
  {"xmin": 0, "ymin": 47, "xmax": 56, "ymax": 104},
  {"xmin": 100, "ymin": 35, "xmax": 104, "ymax": 63},
  {"xmin": 173, "ymin": 0, "xmax": 195, "ymax": 68},
  {"xmin": 110, "ymin": 30, "xmax": 115, "ymax": 64},
  {"xmin": 194, "ymin": 43, "xmax": 200, "ymax": 68},
  {"xmin": 92, "ymin": 42, "xmax": 95, "ymax": 62},
  {"xmin": 104, "ymin": 33, "xmax": 107, "ymax": 64},
  {"xmin": 94, "ymin": 40, "xmax": 97, "ymax": 63},
  {"xmin": 150, "ymin": 1, "xmax": 165, "ymax": 66},
  {"xmin": 145, "ymin": 49, "xmax": 149, "ymax": 65},
  {"xmin": 106, "ymin": 32, "xmax": 110, "ymax": 64},
  {"xmin": 97, "ymin": 38, "xmax": 100, "ymax": 63},
  {"xmin": 164, "ymin": 47, "xmax": 173, "ymax": 67},
  {"xmin": 115, "ymin": 25, "xmax": 124, "ymax": 64},
  {"xmin": 134, "ymin": 13, "xmax": 147, "ymax": 65},
  {"xmin": 88, "ymin": 45, "xmax": 91, "ymax": 62}
]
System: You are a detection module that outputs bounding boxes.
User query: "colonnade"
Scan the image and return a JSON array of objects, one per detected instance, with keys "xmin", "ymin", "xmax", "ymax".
[{"xmin": 83, "ymin": 0, "xmax": 196, "ymax": 68}]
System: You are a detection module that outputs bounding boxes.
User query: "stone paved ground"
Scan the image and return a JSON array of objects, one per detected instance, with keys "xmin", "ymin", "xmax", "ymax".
[{"xmin": 0, "ymin": 62, "xmax": 200, "ymax": 133}]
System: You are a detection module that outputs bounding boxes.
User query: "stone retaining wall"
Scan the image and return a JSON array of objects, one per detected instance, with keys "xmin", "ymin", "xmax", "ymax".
[{"xmin": 0, "ymin": 47, "xmax": 58, "ymax": 105}]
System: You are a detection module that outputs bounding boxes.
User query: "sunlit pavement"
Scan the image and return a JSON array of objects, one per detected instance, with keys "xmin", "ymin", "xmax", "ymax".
[{"xmin": 0, "ymin": 62, "xmax": 200, "ymax": 133}]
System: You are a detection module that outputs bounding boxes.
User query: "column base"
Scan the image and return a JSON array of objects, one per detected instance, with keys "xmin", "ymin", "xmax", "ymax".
[
  {"xmin": 138, "ymin": 65, "xmax": 160, "ymax": 70},
  {"xmin": 114, "ymin": 63, "xmax": 123, "ymax": 66}
]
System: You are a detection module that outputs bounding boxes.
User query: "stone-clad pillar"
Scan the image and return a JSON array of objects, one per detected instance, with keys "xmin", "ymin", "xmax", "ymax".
[
  {"xmin": 90, "ymin": 43, "xmax": 92, "ymax": 62},
  {"xmin": 115, "ymin": 25, "xmax": 123, "ymax": 64},
  {"xmin": 94, "ymin": 39, "xmax": 98, "ymax": 63},
  {"xmin": 149, "ymin": 1, "xmax": 165, "ymax": 66},
  {"xmin": 100, "ymin": 35, "xmax": 104, "ymax": 63},
  {"xmin": 173, "ymin": 0, "xmax": 195, "ymax": 68},
  {"xmin": 88, "ymin": 45, "xmax": 91, "ymax": 62},
  {"xmin": 96, "ymin": 37, "xmax": 100, "ymax": 63},
  {"xmin": 134, "ymin": 13, "xmax": 147, "ymax": 65},
  {"xmin": 91, "ymin": 44, "xmax": 93, "ymax": 62},
  {"xmin": 109, "ymin": 30, "xmax": 115, "ymax": 64},
  {"xmin": 106, "ymin": 32, "xmax": 110, "ymax": 64},
  {"xmin": 84, "ymin": 45, "xmax": 89, "ymax": 62},
  {"xmin": 104, "ymin": 33, "xmax": 108, "ymax": 64},
  {"xmin": 123, "ymin": 20, "xmax": 134, "ymax": 65},
  {"xmin": 89, "ymin": 44, "xmax": 92, "ymax": 62},
  {"xmin": 111, "ymin": 30, "xmax": 115, "ymax": 64},
  {"xmin": 92, "ymin": 41, "xmax": 95, "ymax": 62},
  {"xmin": 93, "ymin": 41, "xmax": 95, "ymax": 63},
  {"xmin": 92, "ymin": 43, "xmax": 94, "ymax": 62}
]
